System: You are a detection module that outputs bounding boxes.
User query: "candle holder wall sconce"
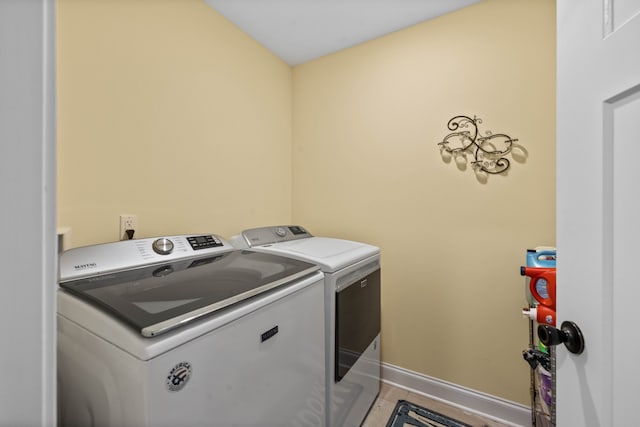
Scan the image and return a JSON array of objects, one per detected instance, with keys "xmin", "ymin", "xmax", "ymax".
[{"xmin": 437, "ymin": 115, "xmax": 523, "ymax": 178}]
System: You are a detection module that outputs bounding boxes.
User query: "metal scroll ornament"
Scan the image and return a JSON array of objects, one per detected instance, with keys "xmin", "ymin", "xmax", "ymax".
[{"xmin": 437, "ymin": 115, "xmax": 518, "ymax": 175}]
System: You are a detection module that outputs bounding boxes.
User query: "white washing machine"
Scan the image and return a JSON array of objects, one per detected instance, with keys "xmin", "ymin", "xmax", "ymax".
[
  {"xmin": 231, "ymin": 226, "xmax": 381, "ymax": 427},
  {"xmin": 57, "ymin": 234, "xmax": 326, "ymax": 427}
]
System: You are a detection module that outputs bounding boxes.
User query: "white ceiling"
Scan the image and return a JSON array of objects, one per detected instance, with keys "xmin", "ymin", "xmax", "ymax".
[{"xmin": 203, "ymin": 0, "xmax": 482, "ymax": 66}]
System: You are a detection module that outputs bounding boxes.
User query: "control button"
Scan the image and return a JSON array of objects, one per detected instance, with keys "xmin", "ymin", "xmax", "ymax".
[
  {"xmin": 152, "ymin": 238, "xmax": 174, "ymax": 255},
  {"xmin": 275, "ymin": 227, "xmax": 287, "ymax": 237}
]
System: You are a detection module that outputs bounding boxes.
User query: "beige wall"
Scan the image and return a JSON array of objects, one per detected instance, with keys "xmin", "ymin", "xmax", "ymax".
[
  {"xmin": 57, "ymin": 0, "xmax": 293, "ymax": 246},
  {"xmin": 292, "ymin": 0, "xmax": 556, "ymax": 404},
  {"xmin": 57, "ymin": 0, "xmax": 555, "ymax": 407}
]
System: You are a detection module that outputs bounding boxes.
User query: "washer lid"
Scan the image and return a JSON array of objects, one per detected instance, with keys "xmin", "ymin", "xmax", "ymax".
[
  {"xmin": 256, "ymin": 237, "xmax": 379, "ymax": 272},
  {"xmin": 59, "ymin": 250, "xmax": 318, "ymax": 337}
]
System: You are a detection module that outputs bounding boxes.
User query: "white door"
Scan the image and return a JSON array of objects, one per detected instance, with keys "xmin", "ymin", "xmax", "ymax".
[
  {"xmin": 557, "ymin": 1, "xmax": 640, "ymax": 425},
  {"xmin": 0, "ymin": 0, "xmax": 56, "ymax": 425}
]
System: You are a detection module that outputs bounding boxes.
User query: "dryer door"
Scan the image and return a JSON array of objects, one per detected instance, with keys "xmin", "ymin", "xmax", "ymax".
[{"xmin": 335, "ymin": 268, "xmax": 381, "ymax": 382}]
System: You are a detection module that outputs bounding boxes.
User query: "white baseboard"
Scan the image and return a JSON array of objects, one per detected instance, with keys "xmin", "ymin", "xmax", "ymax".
[{"xmin": 381, "ymin": 362, "xmax": 532, "ymax": 427}]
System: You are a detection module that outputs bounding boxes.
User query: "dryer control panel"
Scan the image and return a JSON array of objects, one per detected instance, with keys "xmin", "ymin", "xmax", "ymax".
[{"xmin": 232, "ymin": 225, "xmax": 312, "ymax": 248}]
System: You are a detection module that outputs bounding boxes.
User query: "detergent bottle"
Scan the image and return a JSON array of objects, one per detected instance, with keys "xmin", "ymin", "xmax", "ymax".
[
  {"xmin": 521, "ymin": 266, "xmax": 556, "ymax": 309},
  {"xmin": 523, "ymin": 247, "xmax": 556, "ymax": 306},
  {"xmin": 522, "ymin": 305, "xmax": 556, "ymax": 326}
]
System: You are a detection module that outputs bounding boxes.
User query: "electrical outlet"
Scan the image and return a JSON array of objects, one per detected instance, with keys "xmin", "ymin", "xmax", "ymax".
[{"xmin": 119, "ymin": 214, "xmax": 138, "ymax": 240}]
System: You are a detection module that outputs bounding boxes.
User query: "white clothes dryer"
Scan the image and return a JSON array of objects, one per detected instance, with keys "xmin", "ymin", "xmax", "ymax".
[
  {"xmin": 231, "ymin": 226, "xmax": 381, "ymax": 427},
  {"xmin": 57, "ymin": 234, "xmax": 326, "ymax": 427}
]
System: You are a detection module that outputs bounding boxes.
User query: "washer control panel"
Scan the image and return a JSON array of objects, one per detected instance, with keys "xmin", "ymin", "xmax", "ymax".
[{"xmin": 59, "ymin": 234, "xmax": 231, "ymax": 281}]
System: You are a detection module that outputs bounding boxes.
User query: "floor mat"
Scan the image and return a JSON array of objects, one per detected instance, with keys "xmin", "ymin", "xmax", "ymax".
[{"xmin": 385, "ymin": 399, "xmax": 473, "ymax": 427}]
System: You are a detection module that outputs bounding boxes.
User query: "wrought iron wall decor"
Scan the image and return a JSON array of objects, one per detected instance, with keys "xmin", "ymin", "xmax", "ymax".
[{"xmin": 437, "ymin": 115, "xmax": 518, "ymax": 175}]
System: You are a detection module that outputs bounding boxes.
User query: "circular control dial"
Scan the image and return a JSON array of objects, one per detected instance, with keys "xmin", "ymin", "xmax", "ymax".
[
  {"xmin": 274, "ymin": 227, "xmax": 287, "ymax": 237},
  {"xmin": 152, "ymin": 238, "xmax": 174, "ymax": 255}
]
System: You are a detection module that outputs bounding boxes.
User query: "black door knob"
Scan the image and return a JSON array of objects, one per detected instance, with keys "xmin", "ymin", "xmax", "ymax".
[{"xmin": 538, "ymin": 321, "xmax": 585, "ymax": 355}]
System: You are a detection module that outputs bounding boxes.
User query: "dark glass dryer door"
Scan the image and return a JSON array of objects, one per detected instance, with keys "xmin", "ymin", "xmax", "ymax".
[
  {"xmin": 335, "ymin": 268, "xmax": 381, "ymax": 382},
  {"xmin": 59, "ymin": 250, "xmax": 318, "ymax": 337}
]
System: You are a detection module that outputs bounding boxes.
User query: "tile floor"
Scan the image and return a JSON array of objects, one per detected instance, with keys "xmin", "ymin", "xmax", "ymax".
[{"xmin": 362, "ymin": 382, "xmax": 514, "ymax": 427}]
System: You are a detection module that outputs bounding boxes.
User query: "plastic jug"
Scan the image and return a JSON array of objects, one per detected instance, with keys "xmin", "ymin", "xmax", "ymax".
[
  {"xmin": 526, "ymin": 247, "xmax": 556, "ymax": 269},
  {"xmin": 522, "ymin": 305, "xmax": 556, "ymax": 326},
  {"xmin": 523, "ymin": 247, "xmax": 556, "ymax": 306},
  {"xmin": 521, "ymin": 267, "xmax": 556, "ymax": 309}
]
